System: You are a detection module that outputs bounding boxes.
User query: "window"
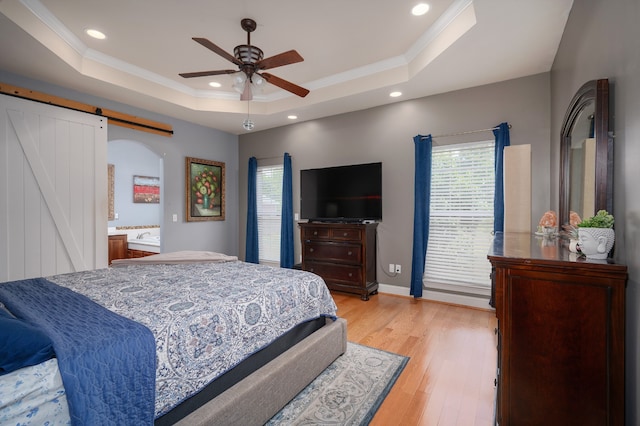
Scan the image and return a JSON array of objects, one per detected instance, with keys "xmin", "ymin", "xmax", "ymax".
[
  {"xmin": 256, "ymin": 164, "xmax": 283, "ymax": 264},
  {"xmin": 424, "ymin": 140, "xmax": 495, "ymax": 295}
]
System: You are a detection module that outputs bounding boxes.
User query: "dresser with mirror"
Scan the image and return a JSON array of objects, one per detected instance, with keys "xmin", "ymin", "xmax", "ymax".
[{"xmin": 490, "ymin": 79, "xmax": 627, "ymax": 425}]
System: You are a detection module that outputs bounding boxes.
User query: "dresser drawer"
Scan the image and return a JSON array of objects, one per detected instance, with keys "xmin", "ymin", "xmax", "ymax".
[
  {"xmin": 304, "ymin": 242, "xmax": 362, "ymax": 264},
  {"xmin": 302, "ymin": 227, "xmax": 331, "ymax": 240},
  {"xmin": 305, "ymin": 261, "xmax": 362, "ymax": 284},
  {"xmin": 302, "ymin": 226, "xmax": 362, "ymax": 241},
  {"xmin": 330, "ymin": 228, "xmax": 362, "ymax": 241}
]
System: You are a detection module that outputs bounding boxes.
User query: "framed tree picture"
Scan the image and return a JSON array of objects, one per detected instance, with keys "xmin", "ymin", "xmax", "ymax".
[{"xmin": 185, "ymin": 157, "xmax": 225, "ymax": 221}]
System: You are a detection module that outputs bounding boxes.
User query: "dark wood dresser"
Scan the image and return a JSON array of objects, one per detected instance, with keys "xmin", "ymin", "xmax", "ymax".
[
  {"xmin": 488, "ymin": 232, "xmax": 627, "ymax": 426},
  {"xmin": 299, "ymin": 222, "xmax": 378, "ymax": 300}
]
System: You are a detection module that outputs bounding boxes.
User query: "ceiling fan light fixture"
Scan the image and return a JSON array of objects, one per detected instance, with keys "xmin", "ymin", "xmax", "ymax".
[
  {"xmin": 232, "ymin": 73, "xmax": 247, "ymax": 93},
  {"xmin": 234, "ymin": 45, "xmax": 264, "ymax": 63},
  {"xmin": 252, "ymin": 75, "xmax": 265, "ymax": 87}
]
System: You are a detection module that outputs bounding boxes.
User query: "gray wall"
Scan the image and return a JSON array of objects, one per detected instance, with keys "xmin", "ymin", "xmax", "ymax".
[
  {"xmin": 108, "ymin": 140, "xmax": 161, "ymax": 228},
  {"xmin": 550, "ymin": 1, "xmax": 640, "ymax": 423},
  {"xmin": 0, "ymin": 70, "xmax": 240, "ymax": 257},
  {"xmin": 239, "ymin": 73, "xmax": 551, "ymax": 290},
  {"xmin": 107, "ymin": 124, "xmax": 238, "ymax": 255}
]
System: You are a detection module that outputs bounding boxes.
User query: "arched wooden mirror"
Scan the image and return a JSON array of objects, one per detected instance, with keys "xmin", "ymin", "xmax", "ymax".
[{"xmin": 559, "ymin": 79, "xmax": 613, "ymax": 227}]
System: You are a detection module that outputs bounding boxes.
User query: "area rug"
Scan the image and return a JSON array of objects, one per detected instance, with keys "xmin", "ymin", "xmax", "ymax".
[{"xmin": 266, "ymin": 342, "xmax": 409, "ymax": 425}]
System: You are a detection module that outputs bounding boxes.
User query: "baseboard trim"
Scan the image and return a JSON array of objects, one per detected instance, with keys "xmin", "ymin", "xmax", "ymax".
[{"xmin": 378, "ymin": 283, "xmax": 493, "ymax": 310}]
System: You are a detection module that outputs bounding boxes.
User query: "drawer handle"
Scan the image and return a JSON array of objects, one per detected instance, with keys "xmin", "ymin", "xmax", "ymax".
[
  {"xmin": 343, "ymin": 232, "xmax": 348, "ymax": 237},
  {"xmin": 347, "ymin": 251, "xmax": 353, "ymax": 256},
  {"xmin": 309, "ymin": 268, "xmax": 314, "ymax": 272},
  {"xmin": 348, "ymin": 273, "xmax": 353, "ymax": 277},
  {"xmin": 313, "ymin": 231, "xmax": 318, "ymax": 236},
  {"xmin": 309, "ymin": 248, "xmax": 314, "ymax": 252}
]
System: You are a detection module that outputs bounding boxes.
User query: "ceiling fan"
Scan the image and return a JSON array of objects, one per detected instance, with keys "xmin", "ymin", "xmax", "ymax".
[{"xmin": 179, "ymin": 18, "xmax": 310, "ymax": 101}]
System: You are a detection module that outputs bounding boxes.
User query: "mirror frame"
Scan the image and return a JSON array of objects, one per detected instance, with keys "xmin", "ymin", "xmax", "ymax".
[{"xmin": 559, "ymin": 79, "xmax": 613, "ymax": 227}]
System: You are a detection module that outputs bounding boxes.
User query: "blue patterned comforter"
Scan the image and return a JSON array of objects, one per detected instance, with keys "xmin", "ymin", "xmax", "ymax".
[{"xmin": 48, "ymin": 261, "xmax": 337, "ymax": 417}]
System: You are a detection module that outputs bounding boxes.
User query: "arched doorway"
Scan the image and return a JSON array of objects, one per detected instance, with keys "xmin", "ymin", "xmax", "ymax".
[{"xmin": 107, "ymin": 139, "xmax": 164, "ymax": 253}]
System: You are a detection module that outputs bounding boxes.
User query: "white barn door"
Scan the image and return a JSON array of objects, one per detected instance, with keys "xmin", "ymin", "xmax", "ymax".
[{"xmin": 0, "ymin": 94, "xmax": 108, "ymax": 281}]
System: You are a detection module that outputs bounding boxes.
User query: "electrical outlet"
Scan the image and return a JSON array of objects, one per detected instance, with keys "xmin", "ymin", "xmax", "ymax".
[
  {"xmin": 389, "ymin": 263, "xmax": 395, "ymax": 273},
  {"xmin": 395, "ymin": 264, "xmax": 402, "ymax": 274},
  {"xmin": 172, "ymin": 214, "xmax": 178, "ymax": 222}
]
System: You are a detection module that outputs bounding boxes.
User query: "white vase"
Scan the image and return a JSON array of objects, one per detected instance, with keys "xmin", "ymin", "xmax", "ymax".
[{"xmin": 577, "ymin": 228, "xmax": 615, "ymax": 259}]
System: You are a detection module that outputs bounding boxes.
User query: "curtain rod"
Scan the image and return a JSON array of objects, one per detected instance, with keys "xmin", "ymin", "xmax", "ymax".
[
  {"xmin": 254, "ymin": 155, "xmax": 292, "ymax": 161},
  {"xmin": 423, "ymin": 124, "xmax": 512, "ymax": 140}
]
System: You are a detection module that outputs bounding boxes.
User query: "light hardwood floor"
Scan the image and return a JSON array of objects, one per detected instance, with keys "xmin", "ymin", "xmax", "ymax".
[{"xmin": 331, "ymin": 292, "xmax": 497, "ymax": 426}]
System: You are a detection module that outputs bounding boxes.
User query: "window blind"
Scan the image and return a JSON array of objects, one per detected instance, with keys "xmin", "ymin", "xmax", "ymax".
[
  {"xmin": 424, "ymin": 140, "xmax": 495, "ymax": 293},
  {"xmin": 256, "ymin": 164, "xmax": 283, "ymax": 263}
]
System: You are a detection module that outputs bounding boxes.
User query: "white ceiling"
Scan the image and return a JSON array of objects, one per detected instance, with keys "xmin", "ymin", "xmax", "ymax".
[{"xmin": 0, "ymin": 0, "xmax": 573, "ymax": 135}]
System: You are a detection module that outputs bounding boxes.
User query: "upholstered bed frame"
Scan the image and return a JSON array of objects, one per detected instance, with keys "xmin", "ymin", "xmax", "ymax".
[{"xmin": 174, "ymin": 317, "xmax": 347, "ymax": 425}]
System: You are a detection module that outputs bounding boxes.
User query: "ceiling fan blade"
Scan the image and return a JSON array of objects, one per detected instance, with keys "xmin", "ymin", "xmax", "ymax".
[
  {"xmin": 260, "ymin": 72, "xmax": 310, "ymax": 98},
  {"xmin": 240, "ymin": 80, "xmax": 253, "ymax": 101},
  {"xmin": 192, "ymin": 37, "xmax": 242, "ymax": 66},
  {"xmin": 256, "ymin": 50, "xmax": 304, "ymax": 70},
  {"xmin": 179, "ymin": 69, "xmax": 237, "ymax": 78}
]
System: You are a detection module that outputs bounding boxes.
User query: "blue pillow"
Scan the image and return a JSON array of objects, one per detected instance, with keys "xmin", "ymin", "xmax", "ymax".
[{"xmin": 0, "ymin": 313, "xmax": 55, "ymax": 375}]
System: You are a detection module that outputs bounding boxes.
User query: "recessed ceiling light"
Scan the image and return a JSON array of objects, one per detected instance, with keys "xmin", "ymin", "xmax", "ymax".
[
  {"xmin": 85, "ymin": 29, "xmax": 106, "ymax": 40},
  {"xmin": 390, "ymin": 91, "xmax": 402, "ymax": 98},
  {"xmin": 412, "ymin": 3, "xmax": 430, "ymax": 16},
  {"xmin": 287, "ymin": 115, "xmax": 298, "ymax": 120},
  {"xmin": 209, "ymin": 81, "xmax": 222, "ymax": 88}
]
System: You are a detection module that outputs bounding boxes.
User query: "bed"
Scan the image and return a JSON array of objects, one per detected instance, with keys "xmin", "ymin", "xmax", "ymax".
[{"xmin": 0, "ymin": 252, "xmax": 347, "ymax": 425}]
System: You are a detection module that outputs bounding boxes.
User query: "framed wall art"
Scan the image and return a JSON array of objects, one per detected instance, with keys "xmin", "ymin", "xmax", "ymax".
[
  {"xmin": 185, "ymin": 157, "xmax": 225, "ymax": 221},
  {"xmin": 108, "ymin": 164, "xmax": 115, "ymax": 220},
  {"xmin": 133, "ymin": 175, "xmax": 160, "ymax": 203}
]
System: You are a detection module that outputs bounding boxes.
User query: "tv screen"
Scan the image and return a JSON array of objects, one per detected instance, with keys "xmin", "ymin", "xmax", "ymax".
[{"xmin": 300, "ymin": 162, "xmax": 382, "ymax": 222}]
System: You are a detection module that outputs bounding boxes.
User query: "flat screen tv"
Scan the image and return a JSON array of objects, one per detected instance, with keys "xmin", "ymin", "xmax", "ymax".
[{"xmin": 300, "ymin": 162, "xmax": 382, "ymax": 222}]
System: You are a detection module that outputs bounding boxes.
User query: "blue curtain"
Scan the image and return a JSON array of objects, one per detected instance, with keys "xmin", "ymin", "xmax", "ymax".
[
  {"xmin": 280, "ymin": 153, "xmax": 294, "ymax": 268},
  {"xmin": 490, "ymin": 123, "xmax": 510, "ymax": 307},
  {"xmin": 492, "ymin": 122, "xmax": 511, "ymax": 233},
  {"xmin": 410, "ymin": 135, "xmax": 433, "ymax": 298},
  {"xmin": 245, "ymin": 157, "xmax": 259, "ymax": 263}
]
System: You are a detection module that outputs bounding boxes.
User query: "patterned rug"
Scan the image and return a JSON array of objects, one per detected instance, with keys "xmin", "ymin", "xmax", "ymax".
[{"xmin": 266, "ymin": 342, "xmax": 409, "ymax": 425}]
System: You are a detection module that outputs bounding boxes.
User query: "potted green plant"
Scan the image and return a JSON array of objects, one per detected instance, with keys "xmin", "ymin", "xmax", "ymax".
[{"xmin": 577, "ymin": 210, "xmax": 615, "ymax": 259}]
